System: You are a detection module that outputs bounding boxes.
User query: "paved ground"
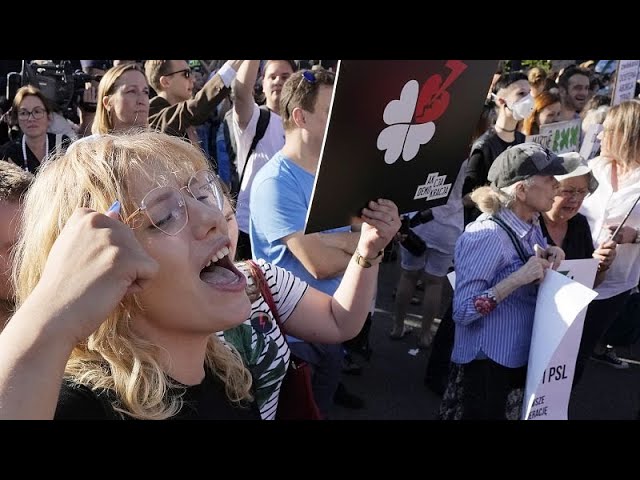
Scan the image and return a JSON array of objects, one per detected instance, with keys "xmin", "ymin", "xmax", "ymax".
[{"xmin": 330, "ymin": 251, "xmax": 640, "ymax": 420}]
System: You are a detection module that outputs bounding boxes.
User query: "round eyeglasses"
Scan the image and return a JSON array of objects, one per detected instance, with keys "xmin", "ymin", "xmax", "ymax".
[{"xmin": 125, "ymin": 170, "xmax": 224, "ymax": 236}]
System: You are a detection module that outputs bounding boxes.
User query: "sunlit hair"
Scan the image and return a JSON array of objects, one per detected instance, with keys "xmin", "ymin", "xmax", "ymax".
[
  {"xmin": 471, "ymin": 179, "xmax": 533, "ymax": 215},
  {"xmin": 601, "ymin": 100, "xmax": 640, "ymax": 168},
  {"xmin": 13, "ymin": 131, "xmax": 253, "ymax": 420},
  {"xmin": 10, "ymin": 85, "xmax": 54, "ymax": 123},
  {"xmin": 144, "ymin": 60, "xmax": 175, "ymax": 93},
  {"xmin": 0, "ymin": 161, "xmax": 33, "ymax": 203},
  {"xmin": 280, "ymin": 68, "xmax": 335, "ymax": 131},
  {"xmin": 92, "ymin": 63, "xmax": 148, "ymax": 135},
  {"xmin": 522, "ymin": 91, "xmax": 561, "ymax": 135}
]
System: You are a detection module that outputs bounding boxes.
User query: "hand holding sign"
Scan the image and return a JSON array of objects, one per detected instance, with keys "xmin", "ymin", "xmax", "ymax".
[{"xmin": 358, "ymin": 198, "xmax": 401, "ymax": 258}]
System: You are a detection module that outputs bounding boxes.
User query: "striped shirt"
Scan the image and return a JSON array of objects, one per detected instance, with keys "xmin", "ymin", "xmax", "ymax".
[
  {"xmin": 218, "ymin": 259, "xmax": 308, "ymax": 420},
  {"xmin": 452, "ymin": 208, "xmax": 547, "ymax": 368}
]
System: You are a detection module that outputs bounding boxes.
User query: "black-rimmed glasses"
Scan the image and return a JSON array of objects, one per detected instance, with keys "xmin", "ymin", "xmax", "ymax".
[
  {"xmin": 124, "ymin": 170, "xmax": 224, "ymax": 236},
  {"xmin": 17, "ymin": 107, "xmax": 47, "ymax": 121},
  {"xmin": 164, "ymin": 68, "xmax": 192, "ymax": 79},
  {"xmin": 284, "ymin": 70, "xmax": 317, "ymax": 116}
]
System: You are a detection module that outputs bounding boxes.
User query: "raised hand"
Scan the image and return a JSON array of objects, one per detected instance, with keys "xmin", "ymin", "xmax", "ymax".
[
  {"xmin": 358, "ymin": 199, "xmax": 401, "ymax": 259},
  {"xmin": 31, "ymin": 206, "xmax": 158, "ymax": 345}
]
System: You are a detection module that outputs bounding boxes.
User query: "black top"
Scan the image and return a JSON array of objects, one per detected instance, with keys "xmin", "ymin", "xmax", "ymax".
[
  {"xmin": 54, "ymin": 367, "xmax": 261, "ymax": 420},
  {"xmin": 539, "ymin": 213, "xmax": 595, "ymax": 260},
  {"xmin": 463, "ymin": 128, "xmax": 525, "ymax": 225},
  {"xmin": 0, "ymin": 132, "xmax": 71, "ymax": 174}
]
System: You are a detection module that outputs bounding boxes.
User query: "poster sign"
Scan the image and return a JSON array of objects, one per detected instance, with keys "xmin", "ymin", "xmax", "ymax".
[
  {"xmin": 522, "ymin": 259, "xmax": 599, "ymax": 420},
  {"xmin": 539, "ymin": 118, "xmax": 582, "ymax": 154},
  {"xmin": 612, "ymin": 60, "xmax": 640, "ymax": 106},
  {"xmin": 525, "ymin": 133, "xmax": 552, "ymax": 149},
  {"xmin": 579, "ymin": 123, "xmax": 603, "ymax": 161},
  {"xmin": 304, "ymin": 60, "xmax": 497, "ymax": 234}
]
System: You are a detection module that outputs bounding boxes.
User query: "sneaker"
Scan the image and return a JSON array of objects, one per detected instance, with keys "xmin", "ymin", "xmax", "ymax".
[{"xmin": 591, "ymin": 347, "xmax": 630, "ymax": 369}]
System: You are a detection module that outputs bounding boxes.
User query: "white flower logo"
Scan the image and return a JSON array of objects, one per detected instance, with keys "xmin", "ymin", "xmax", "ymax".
[{"xmin": 376, "ymin": 80, "xmax": 436, "ymax": 165}]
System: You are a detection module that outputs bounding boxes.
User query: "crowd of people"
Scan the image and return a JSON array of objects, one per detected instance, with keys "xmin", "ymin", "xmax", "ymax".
[{"xmin": 0, "ymin": 59, "xmax": 638, "ymax": 420}]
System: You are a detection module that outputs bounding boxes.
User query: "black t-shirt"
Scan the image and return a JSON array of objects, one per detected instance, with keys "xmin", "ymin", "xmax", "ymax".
[
  {"xmin": 539, "ymin": 213, "xmax": 595, "ymax": 260},
  {"xmin": 463, "ymin": 128, "xmax": 526, "ymax": 225},
  {"xmin": 0, "ymin": 132, "xmax": 71, "ymax": 174},
  {"xmin": 54, "ymin": 368, "xmax": 261, "ymax": 420}
]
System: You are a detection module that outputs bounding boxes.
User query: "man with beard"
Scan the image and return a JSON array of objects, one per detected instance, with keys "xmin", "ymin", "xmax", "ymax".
[{"xmin": 557, "ymin": 65, "xmax": 591, "ymax": 122}]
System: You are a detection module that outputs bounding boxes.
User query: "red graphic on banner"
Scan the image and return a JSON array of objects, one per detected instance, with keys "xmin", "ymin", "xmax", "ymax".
[{"xmin": 414, "ymin": 60, "xmax": 467, "ymax": 124}]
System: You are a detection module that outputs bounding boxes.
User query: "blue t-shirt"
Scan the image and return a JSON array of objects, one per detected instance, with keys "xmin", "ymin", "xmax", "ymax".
[{"xmin": 249, "ymin": 151, "xmax": 346, "ymax": 296}]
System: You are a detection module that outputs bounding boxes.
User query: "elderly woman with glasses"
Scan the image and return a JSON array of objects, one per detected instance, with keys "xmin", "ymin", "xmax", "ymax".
[
  {"xmin": 0, "ymin": 85, "xmax": 71, "ymax": 174},
  {"xmin": 439, "ymin": 143, "xmax": 576, "ymax": 420},
  {"xmin": 0, "ymin": 130, "xmax": 399, "ymax": 419}
]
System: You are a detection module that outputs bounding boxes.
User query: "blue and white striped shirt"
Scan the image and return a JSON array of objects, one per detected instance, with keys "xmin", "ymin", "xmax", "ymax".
[{"xmin": 452, "ymin": 208, "xmax": 547, "ymax": 368}]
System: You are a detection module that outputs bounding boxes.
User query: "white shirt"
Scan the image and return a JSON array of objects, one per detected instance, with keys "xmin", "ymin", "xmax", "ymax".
[
  {"xmin": 233, "ymin": 103, "xmax": 285, "ymax": 233},
  {"xmin": 580, "ymin": 156, "xmax": 640, "ymax": 299}
]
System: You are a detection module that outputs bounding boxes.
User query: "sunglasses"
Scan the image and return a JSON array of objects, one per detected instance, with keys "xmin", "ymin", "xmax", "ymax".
[
  {"xmin": 284, "ymin": 70, "xmax": 317, "ymax": 116},
  {"xmin": 164, "ymin": 68, "xmax": 192, "ymax": 79}
]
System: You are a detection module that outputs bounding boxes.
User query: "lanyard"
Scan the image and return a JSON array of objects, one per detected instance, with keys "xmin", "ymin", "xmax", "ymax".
[{"xmin": 22, "ymin": 134, "xmax": 48, "ymax": 172}]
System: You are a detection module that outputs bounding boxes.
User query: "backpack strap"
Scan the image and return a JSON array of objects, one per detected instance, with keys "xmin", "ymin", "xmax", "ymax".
[
  {"xmin": 238, "ymin": 106, "xmax": 271, "ymax": 189},
  {"xmin": 488, "ymin": 215, "xmax": 530, "ymax": 264}
]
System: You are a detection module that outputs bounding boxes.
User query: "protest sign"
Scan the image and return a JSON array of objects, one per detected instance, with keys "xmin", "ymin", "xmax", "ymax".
[
  {"xmin": 522, "ymin": 259, "xmax": 599, "ymax": 420},
  {"xmin": 612, "ymin": 60, "xmax": 640, "ymax": 106},
  {"xmin": 304, "ymin": 60, "xmax": 497, "ymax": 234},
  {"xmin": 579, "ymin": 123, "xmax": 603, "ymax": 161},
  {"xmin": 525, "ymin": 133, "xmax": 552, "ymax": 149},
  {"xmin": 539, "ymin": 118, "xmax": 582, "ymax": 154}
]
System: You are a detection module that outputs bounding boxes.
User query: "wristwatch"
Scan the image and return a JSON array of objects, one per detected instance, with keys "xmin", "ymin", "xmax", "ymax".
[{"xmin": 352, "ymin": 249, "xmax": 384, "ymax": 268}]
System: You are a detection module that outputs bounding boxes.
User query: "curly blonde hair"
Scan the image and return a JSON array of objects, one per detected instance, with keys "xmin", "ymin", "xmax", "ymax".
[{"xmin": 13, "ymin": 131, "xmax": 253, "ymax": 419}]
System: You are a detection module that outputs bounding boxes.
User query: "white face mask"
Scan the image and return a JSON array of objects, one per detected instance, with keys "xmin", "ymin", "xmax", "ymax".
[{"xmin": 507, "ymin": 94, "xmax": 535, "ymax": 121}]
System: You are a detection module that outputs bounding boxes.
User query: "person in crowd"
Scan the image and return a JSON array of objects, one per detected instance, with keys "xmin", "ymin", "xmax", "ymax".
[
  {"xmin": 578, "ymin": 100, "xmax": 640, "ymax": 373},
  {"xmin": 218, "ymin": 192, "xmax": 398, "ymax": 419},
  {"xmin": 145, "ymin": 59, "xmax": 243, "ymax": 145},
  {"xmin": 91, "ymin": 63, "xmax": 150, "ymax": 135},
  {"xmin": 521, "ymin": 91, "xmax": 562, "ymax": 136},
  {"xmin": 527, "ymin": 67, "xmax": 548, "ymax": 98},
  {"xmin": 463, "ymin": 71, "xmax": 532, "ymax": 225},
  {"xmin": 0, "ymin": 129, "xmax": 398, "ymax": 420},
  {"xmin": 390, "ymin": 159, "xmax": 466, "ymax": 348},
  {"xmin": 557, "ymin": 65, "xmax": 591, "ymax": 122},
  {"xmin": 250, "ymin": 68, "xmax": 381, "ymax": 416},
  {"xmin": 0, "ymin": 162, "xmax": 33, "ymax": 330},
  {"xmin": 230, "ymin": 60, "xmax": 295, "ymax": 261},
  {"xmin": 0, "ymin": 86, "xmax": 72, "ymax": 174},
  {"xmin": 440, "ymin": 143, "xmax": 574, "ymax": 420},
  {"xmin": 76, "ymin": 60, "xmax": 111, "ymax": 138},
  {"xmin": 537, "ymin": 152, "xmax": 617, "ymax": 387}
]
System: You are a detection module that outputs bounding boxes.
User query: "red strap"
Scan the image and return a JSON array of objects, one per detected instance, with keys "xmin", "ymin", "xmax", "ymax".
[{"xmin": 245, "ymin": 260, "xmax": 283, "ymax": 329}]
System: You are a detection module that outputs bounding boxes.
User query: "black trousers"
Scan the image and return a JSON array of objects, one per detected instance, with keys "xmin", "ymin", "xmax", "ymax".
[
  {"xmin": 460, "ymin": 359, "xmax": 526, "ymax": 420},
  {"xmin": 573, "ymin": 290, "xmax": 631, "ymax": 387}
]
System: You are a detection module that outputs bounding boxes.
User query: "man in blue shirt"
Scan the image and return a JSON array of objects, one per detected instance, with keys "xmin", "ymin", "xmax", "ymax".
[{"xmin": 250, "ymin": 68, "xmax": 366, "ymax": 416}]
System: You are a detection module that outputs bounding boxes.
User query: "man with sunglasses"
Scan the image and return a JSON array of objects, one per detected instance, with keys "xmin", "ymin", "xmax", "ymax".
[{"xmin": 145, "ymin": 60, "xmax": 244, "ymax": 146}]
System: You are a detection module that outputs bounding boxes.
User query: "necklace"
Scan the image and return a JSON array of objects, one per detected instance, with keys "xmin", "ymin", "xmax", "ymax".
[
  {"xmin": 495, "ymin": 124, "xmax": 516, "ymax": 133},
  {"xmin": 22, "ymin": 135, "xmax": 48, "ymax": 172}
]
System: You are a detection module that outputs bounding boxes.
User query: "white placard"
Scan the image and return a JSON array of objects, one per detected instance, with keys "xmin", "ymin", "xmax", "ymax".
[{"xmin": 522, "ymin": 259, "xmax": 599, "ymax": 420}]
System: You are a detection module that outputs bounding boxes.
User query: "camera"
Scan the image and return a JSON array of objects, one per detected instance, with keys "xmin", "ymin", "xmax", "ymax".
[
  {"xmin": 6, "ymin": 60, "xmax": 93, "ymax": 124},
  {"xmin": 399, "ymin": 208, "xmax": 435, "ymax": 257}
]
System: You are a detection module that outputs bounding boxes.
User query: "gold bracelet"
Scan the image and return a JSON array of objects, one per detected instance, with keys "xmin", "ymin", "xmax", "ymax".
[{"xmin": 352, "ymin": 249, "xmax": 384, "ymax": 268}]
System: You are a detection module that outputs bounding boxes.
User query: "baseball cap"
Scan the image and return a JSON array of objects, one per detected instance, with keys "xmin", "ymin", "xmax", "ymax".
[
  {"xmin": 554, "ymin": 152, "xmax": 599, "ymax": 193},
  {"xmin": 488, "ymin": 142, "xmax": 573, "ymax": 189}
]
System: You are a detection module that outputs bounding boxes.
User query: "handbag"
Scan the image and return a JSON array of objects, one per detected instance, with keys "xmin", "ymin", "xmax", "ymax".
[{"xmin": 245, "ymin": 260, "xmax": 323, "ymax": 420}]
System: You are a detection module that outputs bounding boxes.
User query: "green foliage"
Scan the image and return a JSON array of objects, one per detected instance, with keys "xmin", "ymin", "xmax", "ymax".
[{"xmin": 521, "ymin": 60, "xmax": 552, "ymax": 72}]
